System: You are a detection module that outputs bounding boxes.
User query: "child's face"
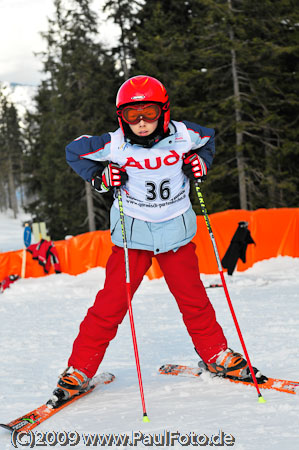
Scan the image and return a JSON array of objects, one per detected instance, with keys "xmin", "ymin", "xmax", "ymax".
[{"xmin": 129, "ymin": 119, "xmax": 158, "ymax": 137}]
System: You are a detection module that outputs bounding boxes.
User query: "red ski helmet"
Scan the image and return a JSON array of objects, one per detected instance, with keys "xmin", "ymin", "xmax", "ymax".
[{"xmin": 116, "ymin": 75, "xmax": 170, "ymax": 134}]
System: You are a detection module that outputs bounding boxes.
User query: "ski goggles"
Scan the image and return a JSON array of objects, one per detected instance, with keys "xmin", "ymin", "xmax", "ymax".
[{"xmin": 118, "ymin": 103, "xmax": 162, "ymax": 125}]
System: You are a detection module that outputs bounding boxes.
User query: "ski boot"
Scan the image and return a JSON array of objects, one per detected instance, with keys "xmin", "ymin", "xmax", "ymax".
[
  {"xmin": 199, "ymin": 348, "xmax": 264, "ymax": 382},
  {"xmin": 47, "ymin": 367, "xmax": 91, "ymax": 408}
]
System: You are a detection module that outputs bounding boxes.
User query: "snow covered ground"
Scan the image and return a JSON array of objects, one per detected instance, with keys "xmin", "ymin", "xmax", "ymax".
[{"xmin": 0, "ymin": 211, "xmax": 298, "ymax": 449}]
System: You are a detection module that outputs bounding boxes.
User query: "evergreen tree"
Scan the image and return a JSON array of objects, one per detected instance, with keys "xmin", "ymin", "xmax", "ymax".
[
  {"xmin": 102, "ymin": 0, "xmax": 143, "ymax": 78},
  {"xmin": 240, "ymin": 0, "xmax": 299, "ymax": 208},
  {"xmin": 127, "ymin": 0, "xmax": 229, "ymax": 213},
  {"xmin": 130, "ymin": 0, "xmax": 196, "ymax": 94},
  {"xmin": 186, "ymin": 0, "xmax": 299, "ymax": 210},
  {"xmin": 22, "ymin": 0, "xmax": 299, "ymax": 225},
  {"xmin": 24, "ymin": 0, "xmax": 120, "ymax": 239},
  {"xmin": 0, "ymin": 91, "xmax": 23, "ymax": 217},
  {"xmin": 130, "ymin": 0, "xmax": 299, "ymax": 211}
]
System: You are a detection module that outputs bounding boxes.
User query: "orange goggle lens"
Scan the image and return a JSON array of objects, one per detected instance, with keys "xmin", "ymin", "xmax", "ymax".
[{"xmin": 120, "ymin": 103, "xmax": 162, "ymax": 124}]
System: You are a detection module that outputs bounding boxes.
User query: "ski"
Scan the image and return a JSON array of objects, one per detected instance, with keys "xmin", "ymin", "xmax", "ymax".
[
  {"xmin": 0, "ymin": 372, "xmax": 115, "ymax": 433},
  {"xmin": 159, "ymin": 364, "xmax": 299, "ymax": 395}
]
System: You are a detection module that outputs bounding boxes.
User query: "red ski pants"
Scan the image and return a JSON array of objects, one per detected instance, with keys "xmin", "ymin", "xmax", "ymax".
[{"xmin": 68, "ymin": 243, "xmax": 227, "ymax": 378}]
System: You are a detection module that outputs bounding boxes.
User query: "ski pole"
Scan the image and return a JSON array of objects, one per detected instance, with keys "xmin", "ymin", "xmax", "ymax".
[
  {"xmin": 194, "ymin": 181, "xmax": 266, "ymax": 403},
  {"xmin": 116, "ymin": 188, "xmax": 150, "ymax": 422}
]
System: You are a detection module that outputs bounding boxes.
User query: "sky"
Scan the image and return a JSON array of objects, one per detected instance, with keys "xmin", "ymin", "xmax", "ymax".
[{"xmin": 0, "ymin": 0, "xmax": 118, "ymax": 86}]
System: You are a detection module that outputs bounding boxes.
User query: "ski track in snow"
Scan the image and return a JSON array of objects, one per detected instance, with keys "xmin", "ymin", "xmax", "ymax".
[{"xmin": 0, "ymin": 212, "xmax": 299, "ymax": 449}]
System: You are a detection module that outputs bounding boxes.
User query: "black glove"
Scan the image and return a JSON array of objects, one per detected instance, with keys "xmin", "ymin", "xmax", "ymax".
[
  {"xmin": 183, "ymin": 153, "xmax": 207, "ymax": 181},
  {"xmin": 91, "ymin": 163, "xmax": 128, "ymax": 193}
]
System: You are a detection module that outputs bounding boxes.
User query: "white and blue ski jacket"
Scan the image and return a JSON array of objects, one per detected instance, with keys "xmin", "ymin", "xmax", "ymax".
[{"xmin": 66, "ymin": 120, "xmax": 215, "ymax": 254}]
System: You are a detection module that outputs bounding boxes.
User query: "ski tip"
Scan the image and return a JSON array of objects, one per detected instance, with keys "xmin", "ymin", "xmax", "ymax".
[
  {"xmin": 142, "ymin": 413, "xmax": 150, "ymax": 423},
  {"xmin": 258, "ymin": 395, "xmax": 266, "ymax": 403}
]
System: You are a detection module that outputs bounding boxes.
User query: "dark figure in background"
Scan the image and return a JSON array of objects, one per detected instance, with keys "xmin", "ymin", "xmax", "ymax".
[{"xmin": 222, "ymin": 222, "xmax": 255, "ymax": 276}]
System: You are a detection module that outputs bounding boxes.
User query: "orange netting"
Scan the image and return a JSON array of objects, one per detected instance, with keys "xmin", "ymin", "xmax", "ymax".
[{"xmin": 0, "ymin": 208, "xmax": 298, "ymax": 281}]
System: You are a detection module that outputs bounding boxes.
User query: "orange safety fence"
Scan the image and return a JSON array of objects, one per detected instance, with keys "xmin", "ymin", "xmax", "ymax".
[{"xmin": 0, "ymin": 208, "xmax": 298, "ymax": 281}]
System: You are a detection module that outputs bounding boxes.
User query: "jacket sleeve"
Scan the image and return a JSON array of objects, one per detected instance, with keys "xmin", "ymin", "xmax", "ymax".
[
  {"xmin": 182, "ymin": 120, "xmax": 215, "ymax": 169},
  {"xmin": 65, "ymin": 133, "xmax": 112, "ymax": 181}
]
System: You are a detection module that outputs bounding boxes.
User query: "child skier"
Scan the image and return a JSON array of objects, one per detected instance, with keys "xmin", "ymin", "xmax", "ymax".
[{"xmin": 52, "ymin": 75, "xmax": 259, "ymax": 402}]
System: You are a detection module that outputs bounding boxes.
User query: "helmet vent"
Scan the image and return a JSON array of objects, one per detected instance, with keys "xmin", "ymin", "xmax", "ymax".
[{"xmin": 131, "ymin": 95, "xmax": 145, "ymax": 100}]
